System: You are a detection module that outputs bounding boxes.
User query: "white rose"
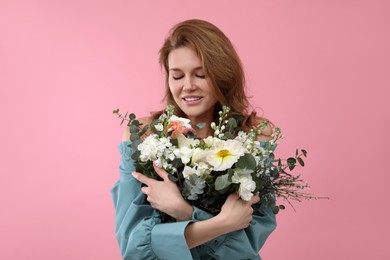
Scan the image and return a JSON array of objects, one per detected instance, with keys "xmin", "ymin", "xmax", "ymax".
[{"xmin": 232, "ymin": 173, "xmax": 256, "ymax": 201}]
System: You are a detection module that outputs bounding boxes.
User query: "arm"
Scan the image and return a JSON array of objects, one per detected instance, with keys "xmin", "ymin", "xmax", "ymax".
[
  {"xmin": 111, "ymin": 141, "xmax": 195, "ymax": 260},
  {"xmin": 191, "ymin": 203, "xmax": 276, "ymax": 259},
  {"xmin": 184, "ymin": 193, "xmax": 260, "ymax": 249}
]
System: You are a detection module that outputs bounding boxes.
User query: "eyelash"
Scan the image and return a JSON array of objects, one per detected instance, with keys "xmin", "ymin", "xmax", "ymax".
[{"xmin": 172, "ymin": 75, "xmax": 205, "ymax": 80}]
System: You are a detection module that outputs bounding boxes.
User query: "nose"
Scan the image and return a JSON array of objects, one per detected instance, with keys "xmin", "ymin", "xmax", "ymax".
[{"xmin": 183, "ymin": 76, "xmax": 196, "ymax": 91}]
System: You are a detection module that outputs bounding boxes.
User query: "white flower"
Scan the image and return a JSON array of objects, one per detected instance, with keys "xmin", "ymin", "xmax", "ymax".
[
  {"xmin": 173, "ymin": 146, "xmax": 193, "ymax": 164},
  {"xmin": 183, "ymin": 165, "xmax": 200, "ymax": 178},
  {"xmin": 207, "ymin": 139, "xmax": 246, "ymax": 171},
  {"xmin": 177, "ymin": 134, "xmax": 200, "ymax": 148},
  {"xmin": 232, "ymin": 173, "xmax": 256, "ymax": 201},
  {"xmin": 137, "ymin": 134, "xmax": 165, "ymax": 162},
  {"xmin": 195, "ymin": 161, "xmax": 212, "ymax": 175},
  {"xmin": 203, "ymin": 136, "xmax": 222, "ymax": 148},
  {"xmin": 155, "ymin": 123, "xmax": 164, "ymax": 131},
  {"xmin": 168, "ymin": 115, "xmax": 192, "ymax": 129},
  {"xmin": 191, "ymin": 148, "xmax": 209, "ymax": 165}
]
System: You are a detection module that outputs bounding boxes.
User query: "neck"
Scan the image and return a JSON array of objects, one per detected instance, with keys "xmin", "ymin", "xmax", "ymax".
[{"xmin": 194, "ymin": 125, "xmax": 213, "ymax": 139}]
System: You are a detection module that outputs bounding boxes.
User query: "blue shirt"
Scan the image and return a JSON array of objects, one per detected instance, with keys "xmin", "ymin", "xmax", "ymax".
[{"xmin": 111, "ymin": 141, "xmax": 276, "ymax": 260}]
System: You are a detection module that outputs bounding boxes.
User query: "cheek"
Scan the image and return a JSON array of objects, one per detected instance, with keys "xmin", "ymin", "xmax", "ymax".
[{"xmin": 168, "ymin": 81, "xmax": 180, "ymax": 95}]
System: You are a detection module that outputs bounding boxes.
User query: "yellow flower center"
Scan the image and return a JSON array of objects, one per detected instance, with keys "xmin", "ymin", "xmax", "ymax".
[{"xmin": 217, "ymin": 149, "xmax": 230, "ymax": 158}]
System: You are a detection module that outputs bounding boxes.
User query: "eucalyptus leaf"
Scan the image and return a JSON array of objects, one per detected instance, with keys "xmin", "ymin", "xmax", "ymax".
[
  {"xmin": 150, "ymin": 120, "xmax": 159, "ymax": 128},
  {"xmin": 171, "ymin": 158, "xmax": 183, "ymax": 169},
  {"xmin": 130, "ymin": 139, "xmax": 142, "ymax": 151},
  {"xmin": 130, "ymin": 133, "xmax": 140, "ymax": 141},
  {"xmin": 131, "ymin": 150, "xmax": 140, "ymax": 161},
  {"xmin": 196, "ymin": 122, "xmax": 206, "ymax": 129},
  {"xmin": 228, "ymin": 117, "xmax": 237, "ymax": 128},
  {"xmin": 129, "ymin": 113, "xmax": 136, "ymax": 120},
  {"xmin": 139, "ymin": 125, "xmax": 149, "ymax": 136},
  {"xmin": 168, "ymin": 174, "xmax": 178, "ymax": 182},
  {"xmin": 224, "ymin": 132, "xmax": 234, "ymax": 139},
  {"xmin": 297, "ymin": 157, "xmax": 305, "ymax": 167},
  {"xmin": 215, "ymin": 174, "xmax": 231, "ymax": 190},
  {"xmin": 236, "ymin": 153, "xmax": 257, "ymax": 171},
  {"xmin": 130, "ymin": 125, "xmax": 138, "ymax": 133}
]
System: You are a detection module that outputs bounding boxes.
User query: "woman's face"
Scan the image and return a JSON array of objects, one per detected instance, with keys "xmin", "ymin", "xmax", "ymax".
[{"xmin": 168, "ymin": 47, "xmax": 218, "ymax": 124}]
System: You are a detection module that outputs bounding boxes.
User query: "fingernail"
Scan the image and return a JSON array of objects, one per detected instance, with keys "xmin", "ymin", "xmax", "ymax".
[{"xmin": 131, "ymin": 172, "xmax": 137, "ymax": 178}]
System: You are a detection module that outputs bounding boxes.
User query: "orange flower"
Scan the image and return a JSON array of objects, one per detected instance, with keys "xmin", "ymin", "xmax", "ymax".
[{"xmin": 166, "ymin": 115, "xmax": 193, "ymax": 139}]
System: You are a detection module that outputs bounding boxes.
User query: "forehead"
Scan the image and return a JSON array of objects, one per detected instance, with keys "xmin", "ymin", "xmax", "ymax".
[{"xmin": 168, "ymin": 47, "xmax": 203, "ymax": 70}]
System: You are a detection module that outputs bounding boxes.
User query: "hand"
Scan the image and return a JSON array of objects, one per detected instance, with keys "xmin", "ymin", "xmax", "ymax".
[
  {"xmin": 217, "ymin": 193, "xmax": 260, "ymax": 233},
  {"xmin": 131, "ymin": 163, "xmax": 193, "ymax": 221}
]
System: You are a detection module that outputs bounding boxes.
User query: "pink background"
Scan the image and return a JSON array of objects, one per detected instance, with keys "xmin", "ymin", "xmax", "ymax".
[{"xmin": 1, "ymin": 0, "xmax": 389, "ymax": 259}]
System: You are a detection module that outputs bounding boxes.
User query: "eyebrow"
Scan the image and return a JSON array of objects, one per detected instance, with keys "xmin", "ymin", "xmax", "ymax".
[{"xmin": 169, "ymin": 66, "xmax": 203, "ymax": 71}]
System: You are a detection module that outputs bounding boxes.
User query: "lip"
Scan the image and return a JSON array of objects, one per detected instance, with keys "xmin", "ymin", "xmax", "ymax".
[{"xmin": 182, "ymin": 96, "xmax": 203, "ymax": 105}]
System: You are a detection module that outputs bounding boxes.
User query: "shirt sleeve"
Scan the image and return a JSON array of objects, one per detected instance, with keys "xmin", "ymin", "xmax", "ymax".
[
  {"xmin": 111, "ymin": 142, "xmax": 194, "ymax": 260},
  {"xmin": 189, "ymin": 206, "xmax": 276, "ymax": 260}
]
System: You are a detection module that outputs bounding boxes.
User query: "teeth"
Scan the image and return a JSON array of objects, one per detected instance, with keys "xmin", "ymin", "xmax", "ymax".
[{"xmin": 184, "ymin": 97, "xmax": 201, "ymax": 101}]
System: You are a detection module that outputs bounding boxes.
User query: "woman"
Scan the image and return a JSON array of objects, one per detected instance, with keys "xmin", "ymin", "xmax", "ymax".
[{"xmin": 111, "ymin": 19, "xmax": 276, "ymax": 260}]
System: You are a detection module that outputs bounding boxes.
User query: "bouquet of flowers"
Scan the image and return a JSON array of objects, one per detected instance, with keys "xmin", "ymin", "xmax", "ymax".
[{"xmin": 113, "ymin": 105, "xmax": 315, "ymax": 221}]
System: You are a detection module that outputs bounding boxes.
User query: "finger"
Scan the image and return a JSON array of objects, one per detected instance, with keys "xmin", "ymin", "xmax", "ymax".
[
  {"xmin": 227, "ymin": 192, "xmax": 240, "ymax": 202},
  {"xmin": 249, "ymin": 195, "xmax": 260, "ymax": 205},
  {"xmin": 153, "ymin": 162, "xmax": 169, "ymax": 180},
  {"xmin": 132, "ymin": 171, "xmax": 152, "ymax": 185},
  {"xmin": 141, "ymin": 186, "xmax": 149, "ymax": 195}
]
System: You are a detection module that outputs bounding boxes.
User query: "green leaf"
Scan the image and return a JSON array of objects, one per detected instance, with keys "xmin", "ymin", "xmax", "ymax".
[
  {"xmin": 168, "ymin": 174, "xmax": 178, "ymax": 182},
  {"xmin": 196, "ymin": 122, "xmax": 206, "ymax": 129},
  {"xmin": 287, "ymin": 157, "xmax": 296, "ymax": 170},
  {"xmin": 130, "ymin": 133, "xmax": 140, "ymax": 141},
  {"xmin": 186, "ymin": 131, "xmax": 196, "ymax": 138},
  {"xmin": 139, "ymin": 125, "xmax": 149, "ymax": 136},
  {"xmin": 296, "ymin": 149, "xmax": 298, "ymax": 156},
  {"xmin": 236, "ymin": 153, "xmax": 257, "ymax": 171},
  {"xmin": 170, "ymin": 138, "xmax": 178, "ymax": 147},
  {"xmin": 131, "ymin": 150, "xmax": 140, "ymax": 161},
  {"xmin": 297, "ymin": 157, "xmax": 305, "ymax": 167},
  {"xmin": 272, "ymin": 206, "xmax": 280, "ymax": 214},
  {"xmin": 171, "ymin": 158, "xmax": 183, "ymax": 169},
  {"xmin": 224, "ymin": 132, "xmax": 234, "ymax": 139},
  {"xmin": 287, "ymin": 157, "xmax": 296, "ymax": 164},
  {"xmin": 129, "ymin": 113, "xmax": 136, "ymax": 120},
  {"xmin": 130, "ymin": 125, "xmax": 138, "ymax": 133},
  {"xmin": 150, "ymin": 119, "xmax": 159, "ymax": 128},
  {"xmin": 279, "ymin": 205, "xmax": 286, "ymax": 210},
  {"xmin": 228, "ymin": 117, "xmax": 237, "ymax": 128},
  {"xmin": 269, "ymin": 153, "xmax": 275, "ymax": 162},
  {"xmin": 301, "ymin": 149, "xmax": 307, "ymax": 157},
  {"xmin": 215, "ymin": 174, "xmax": 231, "ymax": 190},
  {"xmin": 130, "ymin": 139, "xmax": 142, "ymax": 151}
]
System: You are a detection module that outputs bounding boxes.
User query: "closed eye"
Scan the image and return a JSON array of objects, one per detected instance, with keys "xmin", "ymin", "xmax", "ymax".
[
  {"xmin": 195, "ymin": 74, "xmax": 205, "ymax": 79},
  {"xmin": 172, "ymin": 75, "xmax": 184, "ymax": 80}
]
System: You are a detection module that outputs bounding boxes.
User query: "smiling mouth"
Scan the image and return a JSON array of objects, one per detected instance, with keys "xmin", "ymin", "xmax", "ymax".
[{"xmin": 183, "ymin": 97, "xmax": 203, "ymax": 101}]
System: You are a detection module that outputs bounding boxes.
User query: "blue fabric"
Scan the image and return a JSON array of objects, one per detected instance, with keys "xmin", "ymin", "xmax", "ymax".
[{"xmin": 111, "ymin": 141, "xmax": 277, "ymax": 260}]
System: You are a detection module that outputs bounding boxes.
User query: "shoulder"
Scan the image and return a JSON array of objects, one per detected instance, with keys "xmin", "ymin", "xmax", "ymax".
[
  {"xmin": 252, "ymin": 117, "xmax": 273, "ymax": 142},
  {"xmin": 122, "ymin": 116, "xmax": 154, "ymax": 142}
]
